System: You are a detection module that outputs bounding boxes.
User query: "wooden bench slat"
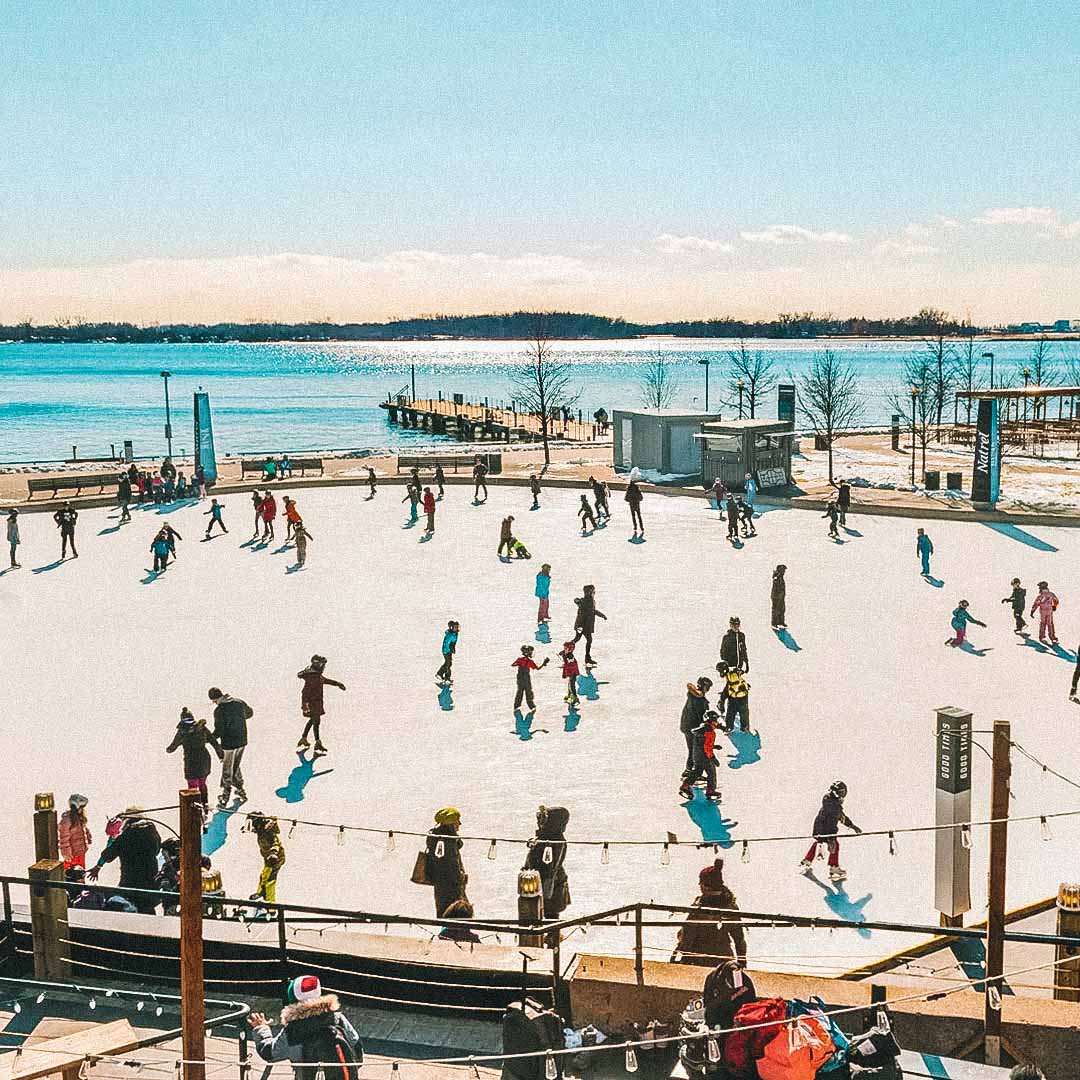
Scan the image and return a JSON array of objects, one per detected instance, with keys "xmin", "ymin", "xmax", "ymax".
[{"xmin": 7, "ymin": 1019, "xmax": 139, "ymax": 1080}]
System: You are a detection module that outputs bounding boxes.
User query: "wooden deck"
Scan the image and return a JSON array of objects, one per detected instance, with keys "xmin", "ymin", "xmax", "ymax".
[{"xmin": 380, "ymin": 397, "xmax": 605, "ymax": 444}]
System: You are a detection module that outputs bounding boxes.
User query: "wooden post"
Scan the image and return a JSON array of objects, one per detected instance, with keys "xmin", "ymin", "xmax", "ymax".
[
  {"xmin": 34, "ymin": 793, "xmax": 59, "ymax": 862},
  {"xmin": 633, "ymin": 905, "xmax": 644, "ymax": 986},
  {"xmin": 984, "ymin": 720, "xmax": 1011, "ymax": 1066},
  {"xmin": 179, "ymin": 789, "xmax": 206, "ymax": 1080},
  {"xmin": 29, "ymin": 859, "xmax": 69, "ymax": 979}
]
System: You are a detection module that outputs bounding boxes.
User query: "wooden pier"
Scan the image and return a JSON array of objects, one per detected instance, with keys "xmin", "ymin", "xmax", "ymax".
[{"xmin": 380, "ymin": 395, "xmax": 605, "ymax": 444}]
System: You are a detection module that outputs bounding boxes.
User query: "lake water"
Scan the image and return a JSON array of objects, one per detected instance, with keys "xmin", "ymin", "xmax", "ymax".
[{"xmin": 0, "ymin": 338, "xmax": 1040, "ymax": 461}]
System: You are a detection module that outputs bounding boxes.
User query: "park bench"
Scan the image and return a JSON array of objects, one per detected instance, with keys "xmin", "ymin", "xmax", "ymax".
[
  {"xmin": 26, "ymin": 473, "xmax": 121, "ymax": 500},
  {"xmin": 1, "ymin": 1018, "xmax": 139, "ymax": 1080},
  {"xmin": 397, "ymin": 453, "xmax": 502, "ymax": 474},
  {"xmin": 240, "ymin": 457, "xmax": 324, "ymax": 480}
]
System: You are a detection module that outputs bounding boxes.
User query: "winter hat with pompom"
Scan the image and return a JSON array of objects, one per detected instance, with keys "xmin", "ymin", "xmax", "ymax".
[{"xmin": 285, "ymin": 975, "xmax": 322, "ymax": 1004}]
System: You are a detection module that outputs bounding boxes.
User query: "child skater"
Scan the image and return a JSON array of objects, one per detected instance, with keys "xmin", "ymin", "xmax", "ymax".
[
  {"xmin": 578, "ymin": 493, "xmax": 597, "ymax": 534},
  {"xmin": 946, "ymin": 599, "xmax": 986, "ymax": 648},
  {"xmin": 535, "ymin": 564, "xmax": 552, "ymax": 624},
  {"xmin": 1000, "ymin": 578, "xmax": 1027, "ymax": 634},
  {"xmin": 558, "ymin": 640, "xmax": 580, "ymax": 706},
  {"xmin": 512, "ymin": 645, "xmax": 549, "ymax": 712},
  {"xmin": 679, "ymin": 710, "xmax": 721, "ymax": 802},
  {"xmin": 166, "ymin": 708, "xmax": 222, "ymax": 817},
  {"xmin": 297, "ymin": 654, "xmax": 346, "ymax": 756},
  {"xmin": 248, "ymin": 812, "xmax": 286, "ymax": 906},
  {"xmin": 800, "ymin": 781, "xmax": 862, "ymax": 882}
]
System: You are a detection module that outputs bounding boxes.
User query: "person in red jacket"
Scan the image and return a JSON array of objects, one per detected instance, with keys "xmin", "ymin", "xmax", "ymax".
[
  {"xmin": 297, "ymin": 655, "xmax": 346, "ymax": 756},
  {"xmin": 512, "ymin": 645, "xmax": 549, "ymax": 711},
  {"xmin": 422, "ymin": 487, "xmax": 437, "ymax": 534},
  {"xmin": 260, "ymin": 491, "xmax": 277, "ymax": 542},
  {"xmin": 680, "ymin": 711, "xmax": 721, "ymax": 801}
]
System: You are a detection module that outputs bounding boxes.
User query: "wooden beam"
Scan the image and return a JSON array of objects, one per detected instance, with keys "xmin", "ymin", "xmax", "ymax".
[{"xmin": 179, "ymin": 789, "xmax": 206, "ymax": 1080}]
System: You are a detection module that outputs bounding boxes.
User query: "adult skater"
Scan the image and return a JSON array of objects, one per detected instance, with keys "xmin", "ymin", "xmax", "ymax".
[
  {"xmin": 573, "ymin": 584, "xmax": 607, "ymax": 665},
  {"xmin": 946, "ymin": 600, "xmax": 986, "ymax": 648},
  {"xmin": 150, "ymin": 529, "xmax": 171, "ymax": 573},
  {"xmin": 293, "ymin": 522, "xmax": 312, "ymax": 566},
  {"xmin": 367, "ymin": 467, "xmax": 378, "ymax": 497},
  {"xmin": 251, "ymin": 490, "xmax": 264, "ymax": 538},
  {"xmin": 6, "ymin": 509, "xmax": 20, "ymax": 569},
  {"xmin": 436, "ymin": 621, "xmax": 460, "ymax": 686},
  {"xmin": 422, "ymin": 487, "xmax": 436, "ymax": 533},
  {"xmin": 297, "ymin": 655, "xmax": 346, "ymax": 756},
  {"xmin": 916, "ymin": 528, "xmax": 934, "ymax": 577},
  {"xmin": 87, "ymin": 809, "xmax": 162, "ymax": 914},
  {"xmin": 1030, "ymin": 581, "xmax": 1059, "ymax": 645},
  {"xmin": 800, "ymin": 781, "xmax": 862, "ymax": 882},
  {"xmin": 426, "ymin": 808, "xmax": 469, "ymax": 919},
  {"xmin": 529, "ymin": 474, "xmax": 541, "ymax": 510},
  {"xmin": 473, "ymin": 456, "xmax": 488, "ymax": 501},
  {"xmin": 535, "ymin": 564, "xmax": 551, "ymax": 624},
  {"xmin": 209, "ymin": 687, "xmax": 253, "ymax": 808},
  {"xmin": 512, "ymin": 644, "xmax": 549, "ymax": 711},
  {"xmin": 625, "ymin": 475, "xmax": 644, "ymax": 537},
  {"xmin": 837, "ymin": 479, "xmax": 851, "ymax": 526},
  {"xmin": 523, "ymin": 806, "xmax": 571, "ymax": 918},
  {"xmin": 283, "ymin": 496, "xmax": 302, "ymax": 541},
  {"xmin": 248, "ymin": 974, "xmax": 361, "ymax": 1073},
  {"xmin": 434, "ymin": 464, "xmax": 446, "ymax": 498},
  {"xmin": 675, "ymin": 858, "xmax": 747, "ymax": 967},
  {"xmin": 823, "ymin": 500, "xmax": 839, "ymax": 539},
  {"xmin": 771, "ymin": 565, "xmax": 787, "ymax": 629},
  {"xmin": 260, "ymin": 490, "xmax": 277, "ymax": 542},
  {"xmin": 498, "ymin": 515, "xmax": 515, "ymax": 559},
  {"xmin": 578, "ymin": 493, "xmax": 597, "ymax": 534},
  {"xmin": 402, "ymin": 482, "xmax": 420, "ymax": 524},
  {"xmin": 680, "ymin": 708, "xmax": 721, "ymax": 801},
  {"xmin": 409, "ymin": 466, "xmax": 422, "ymax": 496},
  {"xmin": 166, "ymin": 707, "xmax": 222, "ymax": 815},
  {"xmin": 204, "ymin": 498, "xmax": 228, "ymax": 538},
  {"xmin": 679, "ymin": 676, "xmax": 713, "ymax": 777},
  {"xmin": 54, "ymin": 502, "xmax": 78, "ymax": 559},
  {"xmin": 717, "ymin": 661, "xmax": 751, "ymax": 734},
  {"xmin": 1001, "ymin": 578, "xmax": 1027, "ymax": 634},
  {"xmin": 743, "ymin": 472, "xmax": 757, "ymax": 510},
  {"xmin": 117, "ymin": 474, "xmax": 132, "ymax": 523},
  {"xmin": 725, "ymin": 495, "xmax": 740, "ymax": 542},
  {"xmin": 591, "ymin": 476, "xmax": 610, "ymax": 521},
  {"xmin": 720, "ymin": 616, "xmax": 749, "ymax": 673}
]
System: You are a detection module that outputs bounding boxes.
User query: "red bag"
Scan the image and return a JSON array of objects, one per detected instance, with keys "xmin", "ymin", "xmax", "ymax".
[
  {"xmin": 723, "ymin": 998, "xmax": 788, "ymax": 1077},
  {"xmin": 757, "ymin": 1014, "xmax": 834, "ymax": 1080}
]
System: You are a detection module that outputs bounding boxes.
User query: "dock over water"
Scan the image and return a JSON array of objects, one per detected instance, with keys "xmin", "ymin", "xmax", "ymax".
[{"xmin": 380, "ymin": 395, "xmax": 606, "ymax": 443}]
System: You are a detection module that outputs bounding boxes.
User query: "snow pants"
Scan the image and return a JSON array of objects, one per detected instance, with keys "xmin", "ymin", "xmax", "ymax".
[
  {"xmin": 1038, "ymin": 610, "xmax": 1056, "ymax": 641},
  {"xmin": 804, "ymin": 837, "xmax": 840, "ymax": 867},
  {"xmin": 537, "ymin": 597, "xmax": 550, "ymax": 622}
]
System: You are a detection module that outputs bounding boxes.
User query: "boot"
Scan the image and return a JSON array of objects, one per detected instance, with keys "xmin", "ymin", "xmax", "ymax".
[
  {"xmin": 296, "ymin": 737, "xmax": 310, "ymax": 749},
  {"xmin": 828, "ymin": 865, "xmax": 847, "ymax": 882},
  {"xmin": 678, "ymin": 783, "xmax": 693, "ymax": 800}
]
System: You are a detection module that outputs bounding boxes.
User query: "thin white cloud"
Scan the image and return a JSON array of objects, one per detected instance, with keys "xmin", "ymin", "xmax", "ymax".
[
  {"xmin": 739, "ymin": 224, "xmax": 853, "ymax": 245},
  {"xmin": 874, "ymin": 239, "xmax": 940, "ymax": 257},
  {"xmin": 653, "ymin": 233, "xmax": 735, "ymax": 255},
  {"xmin": 975, "ymin": 205, "xmax": 1080, "ymax": 236}
]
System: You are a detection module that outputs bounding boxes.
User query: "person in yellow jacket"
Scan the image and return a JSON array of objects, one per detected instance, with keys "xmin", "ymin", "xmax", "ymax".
[{"xmin": 249, "ymin": 812, "xmax": 286, "ymax": 904}]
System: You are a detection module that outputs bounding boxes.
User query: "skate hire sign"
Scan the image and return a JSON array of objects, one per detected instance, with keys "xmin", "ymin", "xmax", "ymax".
[
  {"xmin": 935, "ymin": 707, "xmax": 972, "ymax": 919},
  {"xmin": 971, "ymin": 398, "xmax": 1001, "ymax": 505}
]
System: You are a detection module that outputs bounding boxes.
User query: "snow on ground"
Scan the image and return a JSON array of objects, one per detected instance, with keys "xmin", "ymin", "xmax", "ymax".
[{"xmin": 3, "ymin": 486, "xmax": 1080, "ymax": 976}]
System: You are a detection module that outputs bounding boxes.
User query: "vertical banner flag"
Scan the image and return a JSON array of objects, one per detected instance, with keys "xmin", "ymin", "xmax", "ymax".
[
  {"xmin": 777, "ymin": 384, "xmax": 796, "ymax": 426},
  {"xmin": 194, "ymin": 392, "xmax": 218, "ymax": 483},
  {"xmin": 971, "ymin": 397, "xmax": 1000, "ymax": 504}
]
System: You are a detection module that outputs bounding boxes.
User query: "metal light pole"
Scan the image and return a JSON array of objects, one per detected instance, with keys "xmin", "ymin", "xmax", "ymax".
[
  {"xmin": 698, "ymin": 358, "xmax": 711, "ymax": 412},
  {"xmin": 910, "ymin": 386, "xmax": 919, "ymax": 486},
  {"xmin": 160, "ymin": 371, "xmax": 173, "ymax": 458},
  {"xmin": 1023, "ymin": 367, "xmax": 1031, "ymax": 427},
  {"xmin": 411, "ymin": 363, "xmax": 417, "ymax": 402},
  {"xmin": 737, "ymin": 378, "xmax": 745, "ymax": 419},
  {"xmin": 982, "ymin": 351, "xmax": 994, "ymax": 390}
]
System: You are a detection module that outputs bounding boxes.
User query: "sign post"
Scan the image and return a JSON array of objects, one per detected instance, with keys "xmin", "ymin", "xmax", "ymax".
[
  {"xmin": 934, "ymin": 707, "xmax": 972, "ymax": 926},
  {"xmin": 971, "ymin": 398, "xmax": 1000, "ymax": 506},
  {"xmin": 777, "ymin": 384, "xmax": 796, "ymax": 427},
  {"xmin": 193, "ymin": 392, "xmax": 218, "ymax": 485}
]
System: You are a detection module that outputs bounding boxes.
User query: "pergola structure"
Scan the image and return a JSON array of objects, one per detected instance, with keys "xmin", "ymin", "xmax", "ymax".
[{"xmin": 953, "ymin": 385, "xmax": 1080, "ymax": 454}]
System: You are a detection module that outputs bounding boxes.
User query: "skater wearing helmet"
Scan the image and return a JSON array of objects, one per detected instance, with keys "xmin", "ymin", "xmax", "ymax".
[
  {"xmin": 800, "ymin": 782, "xmax": 862, "ymax": 882},
  {"xmin": 680, "ymin": 709, "xmax": 721, "ymax": 802},
  {"xmin": 1001, "ymin": 578, "xmax": 1028, "ymax": 634},
  {"xmin": 573, "ymin": 584, "xmax": 607, "ymax": 666},
  {"xmin": 679, "ymin": 677, "xmax": 713, "ymax": 777},
  {"xmin": 248, "ymin": 811, "xmax": 286, "ymax": 904},
  {"xmin": 512, "ymin": 645, "xmax": 549, "ymax": 711},
  {"xmin": 946, "ymin": 600, "xmax": 986, "ymax": 648},
  {"xmin": 436, "ymin": 621, "xmax": 460, "ymax": 687},
  {"xmin": 1030, "ymin": 581, "xmax": 1059, "ymax": 645},
  {"xmin": 558, "ymin": 641, "xmax": 580, "ymax": 705},
  {"xmin": 297, "ymin": 655, "xmax": 346, "ymax": 756}
]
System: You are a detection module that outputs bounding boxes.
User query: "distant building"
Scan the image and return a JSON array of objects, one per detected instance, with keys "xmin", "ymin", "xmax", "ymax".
[
  {"xmin": 1051, "ymin": 318, "xmax": 1079, "ymax": 332},
  {"xmin": 612, "ymin": 409, "xmax": 720, "ymax": 476}
]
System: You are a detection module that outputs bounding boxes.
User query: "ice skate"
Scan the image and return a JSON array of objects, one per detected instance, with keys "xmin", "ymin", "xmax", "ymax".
[
  {"xmin": 799, "ymin": 859, "xmax": 812, "ymax": 873},
  {"xmin": 828, "ymin": 866, "xmax": 847, "ymax": 882},
  {"xmin": 705, "ymin": 789, "xmax": 721, "ymax": 802},
  {"xmin": 234, "ymin": 790, "xmax": 248, "ymax": 804},
  {"xmin": 296, "ymin": 738, "xmax": 310, "ymax": 749},
  {"xmin": 678, "ymin": 782, "xmax": 693, "ymax": 801},
  {"xmin": 313, "ymin": 742, "xmax": 328, "ymax": 756}
]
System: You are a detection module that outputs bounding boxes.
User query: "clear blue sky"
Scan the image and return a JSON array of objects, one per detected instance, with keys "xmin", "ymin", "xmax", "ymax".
[{"xmin": 3, "ymin": 2, "xmax": 1079, "ymax": 322}]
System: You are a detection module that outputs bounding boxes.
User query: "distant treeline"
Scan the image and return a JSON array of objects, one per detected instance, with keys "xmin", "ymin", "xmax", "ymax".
[{"xmin": 1, "ymin": 307, "xmax": 977, "ymax": 343}]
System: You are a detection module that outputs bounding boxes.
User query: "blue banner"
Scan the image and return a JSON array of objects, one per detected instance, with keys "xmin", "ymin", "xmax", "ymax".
[
  {"xmin": 971, "ymin": 397, "xmax": 1000, "ymax": 504},
  {"xmin": 194, "ymin": 391, "xmax": 217, "ymax": 483}
]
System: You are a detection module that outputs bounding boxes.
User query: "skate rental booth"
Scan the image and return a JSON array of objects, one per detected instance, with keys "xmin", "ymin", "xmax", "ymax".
[
  {"xmin": 612, "ymin": 409, "xmax": 720, "ymax": 477},
  {"xmin": 694, "ymin": 418, "xmax": 795, "ymax": 491}
]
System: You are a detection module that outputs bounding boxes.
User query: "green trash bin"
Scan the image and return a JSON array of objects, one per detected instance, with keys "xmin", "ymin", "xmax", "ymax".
[
  {"xmin": 946, "ymin": 471, "xmax": 963, "ymax": 491},
  {"xmin": 924, "ymin": 469, "xmax": 940, "ymax": 490}
]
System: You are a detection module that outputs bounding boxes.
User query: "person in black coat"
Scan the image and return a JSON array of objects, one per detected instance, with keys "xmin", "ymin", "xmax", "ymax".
[
  {"xmin": 720, "ymin": 618, "xmax": 748, "ymax": 673},
  {"xmin": 771, "ymin": 566, "xmax": 787, "ymax": 629},
  {"xmin": 837, "ymin": 480, "xmax": 851, "ymax": 526},
  {"xmin": 166, "ymin": 708, "xmax": 222, "ymax": 813},
  {"xmin": 573, "ymin": 585, "xmax": 607, "ymax": 665},
  {"xmin": 426, "ymin": 808, "xmax": 469, "ymax": 919},
  {"xmin": 625, "ymin": 480, "xmax": 644, "ymax": 536},
  {"xmin": 725, "ymin": 497, "xmax": 740, "ymax": 541},
  {"xmin": 523, "ymin": 805, "xmax": 571, "ymax": 918},
  {"xmin": 679, "ymin": 677, "xmax": 713, "ymax": 776},
  {"xmin": 87, "ymin": 811, "xmax": 162, "ymax": 914}
]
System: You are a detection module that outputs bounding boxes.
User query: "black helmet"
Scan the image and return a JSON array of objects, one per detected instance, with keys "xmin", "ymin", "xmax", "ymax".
[
  {"xmin": 310, "ymin": 655, "xmax": 327, "ymax": 669},
  {"xmin": 829, "ymin": 781, "xmax": 848, "ymax": 799}
]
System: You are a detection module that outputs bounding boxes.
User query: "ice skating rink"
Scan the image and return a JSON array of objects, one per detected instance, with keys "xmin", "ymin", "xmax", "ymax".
[{"xmin": 4, "ymin": 484, "xmax": 1079, "ymax": 974}]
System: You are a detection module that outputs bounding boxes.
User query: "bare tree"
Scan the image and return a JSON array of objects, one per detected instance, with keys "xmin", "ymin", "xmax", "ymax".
[
  {"xmin": 954, "ymin": 328, "xmax": 983, "ymax": 425},
  {"xmin": 923, "ymin": 332, "xmax": 957, "ymax": 429},
  {"xmin": 796, "ymin": 349, "xmax": 863, "ymax": 485},
  {"xmin": 724, "ymin": 338, "xmax": 776, "ymax": 418},
  {"xmin": 1020, "ymin": 336, "xmax": 1058, "ymax": 386},
  {"xmin": 508, "ymin": 318, "xmax": 581, "ymax": 466},
  {"xmin": 1064, "ymin": 349, "xmax": 1080, "ymax": 387},
  {"xmin": 891, "ymin": 352, "xmax": 936, "ymax": 484},
  {"xmin": 639, "ymin": 348, "xmax": 681, "ymax": 411}
]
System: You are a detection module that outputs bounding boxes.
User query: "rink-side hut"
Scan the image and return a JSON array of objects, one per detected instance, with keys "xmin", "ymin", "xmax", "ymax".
[
  {"xmin": 694, "ymin": 418, "xmax": 795, "ymax": 491},
  {"xmin": 612, "ymin": 410, "xmax": 720, "ymax": 476}
]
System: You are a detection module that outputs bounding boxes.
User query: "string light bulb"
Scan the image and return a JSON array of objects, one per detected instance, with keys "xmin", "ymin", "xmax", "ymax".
[
  {"xmin": 88, "ymin": 995, "xmax": 97, "ymax": 1010},
  {"xmin": 545, "ymin": 1053, "xmax": 558, "ymax": 1080},
  {"xmin": 36, "ymin": 993, "xmax": 45, "ymax": 1004},
  {"xmin": 624, "ymin": 1048, "xmax": 638, "ymax": 1073},
  {"xmin": 660, "ymin": 843, "xmax": 670, "ymax": 866},
  {"xmin": 391, "ymin": 1063, "xmax": 400, "ymax": 1078},
  {"xmin": 987, "ymin": 985, "xmax": 1002, "ymax": 1011},
  {"xmin": 386, "ymin": 831, "xmax": 395, "ymax": 852},
  {"xmin": 542, "ymin": 845, "xmax": 554, "ymax": 865},
  {"xmin": 288, "ymin": 820, "xmax": 297, "ymax": 839},
  {"xmin": 435, "ymin": 840, "xmax": 445, "ymax": 859},
  {"xmin": 1040, "ymin": 816, "xmax": 1053, "ymax": 841},
  {"xmin": 487, "ymin": 839, "xmax": 497, "ymax": 860},
  {"xmin": 960, "ymin": 824, "xmax": 972, "ymax": 849},
  {"xmin": 888, "ymin": 831, "xmax": 897, "ymax": 856},
  {"xmin": 136, "ymin": 1001, "xmax": 145, "ymax": 1012},
  {"xmin": 706, "ymin": 1034, "xmax": 721, "ymax": 1063},
  {"xmin": 741, "ymin": 840, "xmax": 750, "ymax": 863},
  {"xmin": 337, "ymin": 826, "xmax": 345, "ymax": 846},
  {"xmin": 12, "ymin": 1001, "xmax": 21, "ymax": 1014},
  {"xmin": 601, "ymin": 842, "xmax": 610, "ymax": 865}
]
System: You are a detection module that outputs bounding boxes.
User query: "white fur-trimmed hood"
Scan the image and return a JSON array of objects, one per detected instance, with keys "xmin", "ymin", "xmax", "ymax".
[{"xmin": 280, "ymin": 994, "xmax": 340, "ymax": 1026}]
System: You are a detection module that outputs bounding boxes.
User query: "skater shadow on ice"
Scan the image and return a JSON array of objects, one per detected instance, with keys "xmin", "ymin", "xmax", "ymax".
[
  {"xmin": 31, "ymin": 560, "xmax": 66, "ymax": 574},
  {"xmin": 564, "ymin": 707, "xmax": 580, "ymax": 733},
  {"xmin": 577, "ymin": 672, "xmax": 603, "ymax": 701},
  {"xmin": 922, "ymin": 575, "xmax": 945, "ymax": 589},
  {"xmin": 628, "ymin": 535, "xmax": 646, "ymax": 545},
  {"xmin": 534, "ymin": 624, "xmax": 552, "ymax": 645},
  {"xmin": 725, "ymin": 728, "xmax": 761, "ymax": 769},
  {"xmin": 682, "ymin": 790, "xmax": 735, "ymax": 848},
  {"xmin": 273, "ymin": 544, "xmax": 292, "ymax": 555},
  {"xmin": 806, "ymin": 873, "xmax": 873, "ymax": 937},
  {"xmin": 982, "ymin": 522, "xmax": 1058, "ymax": 553},
  {"xmin": 98, "ymin": 524, "xmax": 122, "ymax": 535},
  {"xmin": 276, "ymin": 752, "xmax": 334, "ymax": 803},
  {"xmin": 840, "ymin": 526, "xmax": 863, "ymax": 538},
  {"xmin": 944, "ymin": 937, "xmax": 1016, "ymax": 996},
  {"xmin": 956, "ymin": 640, "xmax": 991, "ymax": 657},
  {"xmin": 1022, "ymin": 637, "xmax": 1077, "ymax": 663},
  {"xmin": 140, "ymin": 569, "xmax": 163, "ymax": 585},
  {"xmin": 202, "ymin": 808, "xmax": 235, "ymax": 857},
  {"xmin": 285, "ymin": 563, "xmax": 304, "ymax": 574},
  {"xmin": 419, "ymin": 533, "xmax": 433, "ymax": 544},
  {"xmin": 513, "ymin": 710, "xmax": 548, "ymax": 740},
  {"xmin": 775, "ymin": 629, "xmax": 801, "ymax": 652},
  {"xmin": 438, "ymin": 686, "xmax": 454, "ymax": 712}
]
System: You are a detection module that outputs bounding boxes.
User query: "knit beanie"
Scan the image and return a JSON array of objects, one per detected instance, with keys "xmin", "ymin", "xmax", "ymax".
[
  {"xmin": 285, "ymin": 975, "xmax": 322, "ymax": 1004},
  {"xmin": 699, "ymin": 858, "xmax": 725, "ymax": 894}
]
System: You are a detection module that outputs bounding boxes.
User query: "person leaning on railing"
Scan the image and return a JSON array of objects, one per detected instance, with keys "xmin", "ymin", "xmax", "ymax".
[{"xmin": 674, "ymin": 858, "xmax": 746, "ymax": 967}]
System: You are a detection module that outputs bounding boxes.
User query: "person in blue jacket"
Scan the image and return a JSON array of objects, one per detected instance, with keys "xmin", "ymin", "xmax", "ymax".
[
  {"xmin": 946, "ymin": 599, "xmax": 985, "ymax": 648},
  {"xmin": 916, "ymin": 528, "xmax": 934, "ymax": 576},
  {"xmin": 150, "ymin": 529, "xmax": 171, "ymax": 573}
]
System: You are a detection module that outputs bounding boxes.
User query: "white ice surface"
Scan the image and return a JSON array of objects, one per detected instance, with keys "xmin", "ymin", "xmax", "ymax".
[{"xmin": 3, "ymin": 486, "xmax": 1079, "ymax": 976}]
